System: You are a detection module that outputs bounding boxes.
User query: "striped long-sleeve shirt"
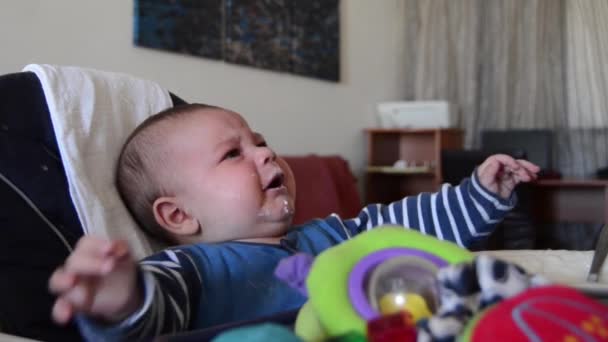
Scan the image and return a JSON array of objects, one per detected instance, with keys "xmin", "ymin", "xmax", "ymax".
[{"xmin": 77, "ymin": 172, "xmax": 515, "ymax": 341}]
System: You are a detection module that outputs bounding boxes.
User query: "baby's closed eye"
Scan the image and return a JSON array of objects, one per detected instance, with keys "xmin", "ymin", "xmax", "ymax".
[{"xmin": 222, "ymin": 148, "xmax": 241, "ymax": 161}]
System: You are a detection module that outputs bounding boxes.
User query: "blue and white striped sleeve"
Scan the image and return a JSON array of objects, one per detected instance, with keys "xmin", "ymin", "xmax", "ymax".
[
  {"xmin": 76, "ymin": 248, "xmax": 202, "ymax": 341},
  {"xmin": 337, "ymin": 171, "xmax": 516, "ymax": 247}
]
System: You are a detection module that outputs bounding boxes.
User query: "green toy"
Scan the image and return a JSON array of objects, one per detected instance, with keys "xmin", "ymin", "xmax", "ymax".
[{"xmin": 292, "ymin": 226, "xmax": 473, "ymax": 341}]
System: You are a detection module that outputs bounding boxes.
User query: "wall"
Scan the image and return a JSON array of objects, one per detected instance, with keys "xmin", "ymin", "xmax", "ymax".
[{"xmin": 0, "ymin": 0, "xmax": 409, "ymax": 186}]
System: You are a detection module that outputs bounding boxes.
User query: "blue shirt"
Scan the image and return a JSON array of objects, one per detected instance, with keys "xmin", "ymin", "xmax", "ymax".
[{"xmin": 78, "ymin": 173, "xmax": 514, "ymax": 341}]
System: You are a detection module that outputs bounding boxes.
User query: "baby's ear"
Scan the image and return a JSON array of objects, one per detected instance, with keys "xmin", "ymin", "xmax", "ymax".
[{"xmin": 152, "ymin": 196, "xmax": 200, "ymax": 237}]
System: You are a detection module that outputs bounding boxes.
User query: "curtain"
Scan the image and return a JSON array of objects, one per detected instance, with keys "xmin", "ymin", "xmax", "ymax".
[
  {"xmin": 563, "ymin": 0, "xmax": 608, "ymax": 176},
  {"xmin": 402, "ymin": 0, "xmax": 608, "ymax": 178}
]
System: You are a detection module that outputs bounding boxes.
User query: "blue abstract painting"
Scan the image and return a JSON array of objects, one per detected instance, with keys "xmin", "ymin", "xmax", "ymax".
[{"xmin": 134, "ymin": 0, "xmax": 340, "ymax": 81}]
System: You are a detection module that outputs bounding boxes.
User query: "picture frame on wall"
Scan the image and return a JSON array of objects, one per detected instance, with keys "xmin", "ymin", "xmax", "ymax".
[{"xmin": 134, "ymin": 0, "xmax": 340, "ymax": 82}]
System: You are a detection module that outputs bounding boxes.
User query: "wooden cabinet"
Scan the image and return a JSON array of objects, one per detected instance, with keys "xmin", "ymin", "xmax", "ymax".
[{"xmin": 364, "ymin": 128, "xmax": 463, "ymax": 203}]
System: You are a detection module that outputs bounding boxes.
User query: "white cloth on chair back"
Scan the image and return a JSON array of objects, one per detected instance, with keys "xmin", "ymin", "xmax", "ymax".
[{"xmin": 23, "ymin": 64, "xmax": 173, "ymax": 258}]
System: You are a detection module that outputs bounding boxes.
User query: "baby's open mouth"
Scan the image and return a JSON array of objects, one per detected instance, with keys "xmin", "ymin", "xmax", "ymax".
[{"xmin": 264, "ymin": 173, "xmax": 285, "ymax": 191}]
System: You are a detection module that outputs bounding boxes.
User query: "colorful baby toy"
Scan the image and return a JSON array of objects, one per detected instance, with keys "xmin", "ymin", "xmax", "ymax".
[
  {"xmin": 276, "ymin": 226, "xmax": 472, "ymax": 341},
  {"xmin": 275, "ymin": 226, "xmax": 608, "ymax": 342}
]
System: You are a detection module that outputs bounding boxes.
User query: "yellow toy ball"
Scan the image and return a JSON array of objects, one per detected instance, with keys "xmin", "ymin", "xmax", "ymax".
[{"xmin": 378, "ymin": 292, "xmax": 433, "ymax": 322}]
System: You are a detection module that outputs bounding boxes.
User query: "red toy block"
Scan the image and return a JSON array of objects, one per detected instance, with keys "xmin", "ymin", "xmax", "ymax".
[{"xmin": 367, "ymin": 311, "xmax": 417, "ymax": 342}]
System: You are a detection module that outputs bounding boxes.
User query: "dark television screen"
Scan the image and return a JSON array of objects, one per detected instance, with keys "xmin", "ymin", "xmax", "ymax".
[{"xmin": 481, "ymin": 129, "xmax": 554, "ymax": 171}]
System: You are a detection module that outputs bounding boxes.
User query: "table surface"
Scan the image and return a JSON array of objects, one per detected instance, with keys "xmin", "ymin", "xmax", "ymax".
[
  {"xmin": 527, "ymin": 179, "xmax": 608, "ymax": 224},
  {"xmin": 534, "ymin": 179, "xmax": 608, "ymax": 187}
]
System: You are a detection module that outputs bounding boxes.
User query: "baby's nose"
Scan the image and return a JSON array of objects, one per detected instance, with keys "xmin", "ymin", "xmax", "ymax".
[{"xmin": 256, "ymin": 146, "xmax": 276, "ymax": 165}]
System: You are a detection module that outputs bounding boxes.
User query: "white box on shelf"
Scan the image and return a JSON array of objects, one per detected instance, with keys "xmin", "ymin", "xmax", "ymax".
[{"xmin": 376, "ymin": 101, "xmax": 453, "ymax": 129}]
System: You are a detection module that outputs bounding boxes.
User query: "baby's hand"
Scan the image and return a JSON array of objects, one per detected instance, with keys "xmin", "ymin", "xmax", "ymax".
[
  {"xmin": 49, "ymin": 237, "xmax": 141, "ymax": 324},
  {"xmin": 477, "ymin": 154, "xmax": 540, "ymax": 199}
]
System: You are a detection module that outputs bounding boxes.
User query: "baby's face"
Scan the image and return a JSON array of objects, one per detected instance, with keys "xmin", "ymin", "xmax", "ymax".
[{"xmin": 161, "ymin": 108, "xmax": 296, "ymax": 243}]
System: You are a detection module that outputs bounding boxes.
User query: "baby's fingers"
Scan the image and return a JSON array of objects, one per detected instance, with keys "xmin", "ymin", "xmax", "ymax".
[
  {"xmin": 511, "ymin": 160, "xmax": 539, "ymax": 182},
  {"xmin": 64, "ymin": 238, "xmax": 131, "ymax": 275},
  {"xmin": 489, "ymin": 154, "xmax": 522, "ymax": 171},
  {"xmin": 63, "ymin": 280, "xmax": 95, "ymax": 310},
  {"xmin": 52, "ymin": 297, "xmax": 74, "ymax": 324},
  {"xmin": 49, "ymin": 267, "xmax": 77, "ymax": 294},
  {"xmin": 52, "ymin": 280, "xmax": 97, "ymax": 323},
  {"xmin": 65, "ymin": 253, "xmax": 115, "ymax": 276},
  {"xmin": 478, "ymin": 157, "xmax": 501, "ymax": 180},
  {"xmin": 104, "ymin": 240, "xmax": 131, "ymax": 261},
  {"xmin": 515, "ymin": 159, "xmax": 540, "ymax": 175},
  {"xmin": 74, "ymin": 236, "xmax": 117, "ymax": 257}
]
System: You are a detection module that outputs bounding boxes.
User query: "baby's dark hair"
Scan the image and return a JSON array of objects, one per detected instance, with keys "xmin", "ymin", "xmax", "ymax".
[{"xmin": 115, "ymin": 103, "xmax": 220, "ymax": 243}]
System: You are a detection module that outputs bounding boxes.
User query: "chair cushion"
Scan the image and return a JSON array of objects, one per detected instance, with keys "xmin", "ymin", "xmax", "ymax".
[
  {"xmin": 0, "ymin": 71, "xmax": 82, "ymax": 340},
  {"xmin": 0, "ymin": 71, "xmax": 186, "ymax": 341},
  {"xmin": 282, "ymin": 155, "xmax": 361, "ymax": 225}
]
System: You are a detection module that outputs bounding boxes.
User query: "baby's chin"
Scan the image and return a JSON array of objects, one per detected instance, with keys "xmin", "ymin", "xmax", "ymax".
[
  {"xmin": 253, "ymin": 209, "xmax": 294, "ymax": 238},
  {"xmin": 258, "ymin": 196, "xmax": 295, "ymax": 220},
  {"xmin": 234, "ymin": 222, "xmax": 290, "ymax": 245},
  {"xmin": 256, "ymin": 211, "xmax": 293, "ymax": 228}
]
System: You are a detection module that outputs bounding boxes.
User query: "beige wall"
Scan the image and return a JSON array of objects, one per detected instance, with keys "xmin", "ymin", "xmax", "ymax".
[{"xmin": 0, "ymin": 0, "xmax": 408, "ymax": 183}]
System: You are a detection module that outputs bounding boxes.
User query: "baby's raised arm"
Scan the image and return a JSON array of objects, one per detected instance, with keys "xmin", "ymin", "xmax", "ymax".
[
  {"xmin": 49, "ymin": 236, "xmax": 141, "ymax": 324},
  {"xmin": 334, "ymin": 154, "xmax": 539, "ymax": 247}
]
